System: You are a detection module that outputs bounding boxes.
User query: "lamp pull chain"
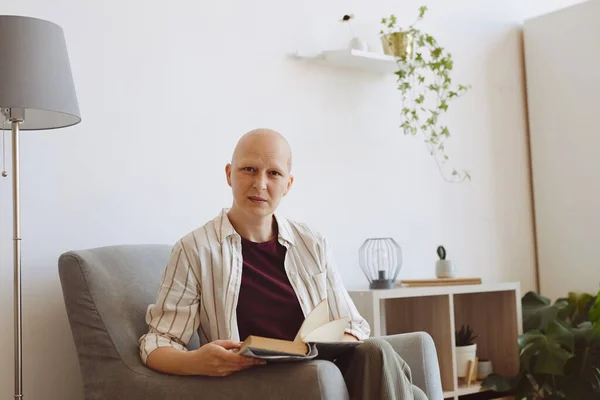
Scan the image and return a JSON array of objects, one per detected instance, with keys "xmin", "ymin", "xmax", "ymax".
[{"xmin": 1, "ymin": 116, "xmax": 7, "ymax": 178}]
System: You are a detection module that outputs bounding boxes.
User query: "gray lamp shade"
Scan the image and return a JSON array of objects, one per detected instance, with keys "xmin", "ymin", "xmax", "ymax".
[{"xmin": 0, "ymin": 15, "xmax": 81, "ymax": 130}]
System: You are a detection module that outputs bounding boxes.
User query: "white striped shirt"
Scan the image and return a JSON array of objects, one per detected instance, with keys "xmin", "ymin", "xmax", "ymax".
[{"xmin": 138, "ymin": 209, "xmax": 371, "ymax": 364}]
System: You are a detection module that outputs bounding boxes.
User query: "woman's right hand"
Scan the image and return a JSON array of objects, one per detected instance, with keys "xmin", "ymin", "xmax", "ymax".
[{"xmin": 186, "ymin": 340, "xmax": 266, "ymax": 376}]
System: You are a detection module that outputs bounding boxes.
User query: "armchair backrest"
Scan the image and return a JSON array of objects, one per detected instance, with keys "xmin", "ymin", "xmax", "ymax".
[{"xmin": 58, "ymin": 244, "xmax": 199, "ymax": 375}]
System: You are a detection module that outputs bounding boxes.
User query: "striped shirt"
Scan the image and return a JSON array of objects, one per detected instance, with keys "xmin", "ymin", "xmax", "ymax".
[{"xmin": 138, "ymin": 209, "xmax": 371, "ymax": 365}]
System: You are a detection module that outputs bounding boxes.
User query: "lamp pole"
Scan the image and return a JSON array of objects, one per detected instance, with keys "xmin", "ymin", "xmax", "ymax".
[{"xmin": 3, "ymin": 108, "xmax": 24, "ymax": 399}]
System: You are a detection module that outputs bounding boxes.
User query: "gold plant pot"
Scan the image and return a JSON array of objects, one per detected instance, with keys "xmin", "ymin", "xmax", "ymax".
[{"xmin": 381, "ymin": 32, "xmax": 414, "ymax": 58}]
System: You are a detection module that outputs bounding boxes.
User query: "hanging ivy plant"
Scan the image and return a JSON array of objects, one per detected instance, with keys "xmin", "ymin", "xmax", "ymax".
[{"xmin": 381, "ymin": 6, "xmax": 472, "ymax": 183}]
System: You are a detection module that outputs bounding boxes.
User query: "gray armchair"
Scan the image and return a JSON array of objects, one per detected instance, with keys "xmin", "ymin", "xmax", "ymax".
[{"xmin": 58, "ymin": 244, "xmax": 443, "ymax": 400}]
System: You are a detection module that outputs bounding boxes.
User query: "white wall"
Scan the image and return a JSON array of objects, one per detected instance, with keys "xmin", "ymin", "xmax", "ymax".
[
  {"xmin": 523, "ymin": 0, "xmax": 600, "ymax": 300},
  {"xmin": 0, "ymin": 0, "xmax": 582, "ymax": 398}
]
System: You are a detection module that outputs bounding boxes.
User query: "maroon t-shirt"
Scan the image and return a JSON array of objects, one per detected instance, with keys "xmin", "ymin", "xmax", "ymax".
[{"xmin": 236, "ymin": 235, "xmax": 305, "ymax": 341}]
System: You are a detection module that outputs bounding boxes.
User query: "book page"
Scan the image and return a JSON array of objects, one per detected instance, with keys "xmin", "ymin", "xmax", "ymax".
[
  {"xmin": 293, "ymin": 299, "xmax": 329, "ymax": 342},
  {"xmin": 302, "ymin": 317, "xmax": 350, "ymax": 342}
]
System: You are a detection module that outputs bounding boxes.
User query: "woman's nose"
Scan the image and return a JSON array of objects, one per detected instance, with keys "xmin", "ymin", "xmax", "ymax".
[{"xmin": 253, "ymin": 174, "xmax": 267, "ymax": 191}]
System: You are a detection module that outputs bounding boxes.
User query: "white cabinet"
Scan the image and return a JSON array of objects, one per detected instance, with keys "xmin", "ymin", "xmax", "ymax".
[
  {"xmin": 523, "ymin": 1, "xmax": 600, "ymax": 300},
  {"xmin": 349, "ymin": 283, "xmax": 522, "ymax": 399}
]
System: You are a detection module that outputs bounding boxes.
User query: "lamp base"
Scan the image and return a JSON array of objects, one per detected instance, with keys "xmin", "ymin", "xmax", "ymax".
[{"xmin": 369, "ymin": 279, "xmax": 396, "ymax": 289}]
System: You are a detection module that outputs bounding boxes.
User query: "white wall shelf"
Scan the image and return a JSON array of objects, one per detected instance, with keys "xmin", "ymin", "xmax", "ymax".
[{"xmin": 293, "ymin": 49, "xmax": 401, "ymax": 74}]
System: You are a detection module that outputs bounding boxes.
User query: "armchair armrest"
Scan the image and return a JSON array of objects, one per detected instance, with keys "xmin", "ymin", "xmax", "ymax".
[
  {"xmin": 380, "ymin": 332, "xmax": 444, "ymax": 400},
  {"xmin": 107, "ymin": 359, "xmax": 348, "ymax": 400}
]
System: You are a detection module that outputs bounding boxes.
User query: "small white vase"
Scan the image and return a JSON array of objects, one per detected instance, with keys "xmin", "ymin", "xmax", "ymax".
[
  {"xmin": 455, "ymin": 344, "xmax": 477, "ymax": 378},
  {"xmin": 348, "ymin": 37, "xmax": 368, "ymax": 51},
  {"xmin": 477, "ymin": 359, "xmax": 493, "ymax": 380},
  {"xmin": 436, "ymin": 260, "xmax": 457, "ymax": 278}
]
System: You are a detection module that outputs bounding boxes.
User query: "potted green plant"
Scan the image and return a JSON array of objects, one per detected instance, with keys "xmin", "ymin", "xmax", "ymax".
[
  {"xmin": 435, "ymin": 245, "xmax": 456, "ymax": 278},
  {"xmin": 455, "ymin": 324, "xmax": 479, "ymax": 378},
  {"xmin": 380, "ymin": 6, "xmax": 471, "ymax": 183},
  {"xmin": 482, "ymin": 290, "xmax": 600, "ymax": 399}
]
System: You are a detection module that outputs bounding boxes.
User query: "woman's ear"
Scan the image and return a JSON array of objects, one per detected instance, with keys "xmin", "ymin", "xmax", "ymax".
[
  {"xmin": 284, "ymin": 175, "xmax": 294, "ymax": 196},
  {"xmin": 225, "ymin": 163, "xmax": 232, "ymax": 187}
]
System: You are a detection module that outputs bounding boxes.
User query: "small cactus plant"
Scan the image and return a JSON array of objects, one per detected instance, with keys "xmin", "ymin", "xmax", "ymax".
[
  {"xmin": 437, "ymin": 245, "xmax": 446, "ymax": 260},
  {"xmin": 455, "ymin": 324, "xmax": 478, "ymax": 346}
]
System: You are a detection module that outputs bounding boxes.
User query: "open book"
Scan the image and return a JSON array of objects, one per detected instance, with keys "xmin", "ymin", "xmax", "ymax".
[{"xmin": 235, "ymin": 299, "xmax": 362, "ymax": 362}]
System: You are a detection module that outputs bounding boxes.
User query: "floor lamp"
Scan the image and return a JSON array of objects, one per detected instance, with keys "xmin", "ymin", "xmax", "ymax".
[{"xmin": 0, "ymin": 16, "xmax": 81, "ymax": 399}]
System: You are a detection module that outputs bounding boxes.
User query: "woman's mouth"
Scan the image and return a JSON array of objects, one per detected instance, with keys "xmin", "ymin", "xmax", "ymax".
[{"xmin": 248, "ymin": 196, "xmax": 267, "ymax": 203}]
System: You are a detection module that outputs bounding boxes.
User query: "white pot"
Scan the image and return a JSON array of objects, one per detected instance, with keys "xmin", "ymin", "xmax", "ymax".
[
  {"xmin": 455, "ymin": 344, "xmax": 477, "ymax": 378},
  {"xmin": 477, "ymin": 360, "xmax": 493, "ymax": 380},
  {"xmin": 436, "ymin": 260, "xmax": 457, "ymax": 278}
]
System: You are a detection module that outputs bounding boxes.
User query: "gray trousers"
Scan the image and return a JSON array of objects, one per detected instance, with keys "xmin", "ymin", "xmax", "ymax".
[{"xmin": 335, "ymin": 338, "xmax": 429, "ymax": 400}]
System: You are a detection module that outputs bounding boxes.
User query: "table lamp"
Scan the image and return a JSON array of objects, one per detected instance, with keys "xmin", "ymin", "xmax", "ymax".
[
  {"xmin": 0, "ymin": 15, "xmax": 81, "ymax": 399},
  {"xmin": 359, "ymin": 238, "xmax": 402, "ymax": 289}
]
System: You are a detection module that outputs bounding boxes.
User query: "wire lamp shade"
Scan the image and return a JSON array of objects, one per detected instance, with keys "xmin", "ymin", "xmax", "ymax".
[{"xmin": 359, "ymin": 238, "xmax": 402, "ymax": 289}]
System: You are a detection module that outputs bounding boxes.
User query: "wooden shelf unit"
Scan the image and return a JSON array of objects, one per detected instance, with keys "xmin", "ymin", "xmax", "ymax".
[{"xmin": 349, "ymin": 282, "xmax": 522, "ymax": 399}]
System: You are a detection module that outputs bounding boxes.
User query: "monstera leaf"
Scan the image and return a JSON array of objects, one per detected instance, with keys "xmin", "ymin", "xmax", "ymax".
[
  {"xmin": 590, "ymin": 291, "xmax": 600, "ymax": 336},
  {"xmin": 481, "ymin": 372, "xmax": 523, "ymax": 392},
  {"xmin": 484, "ymin": 290, "xmax": 600, "ymax": 399},
  {"xmin": 566, "ymin": 292, "xmax": 596, "ymax": 327},
  {"xmin": 593, "ymin": 368, "xmax": 600, "ymax": 393},
  {"xmin": 482, "ymin": 372, "xmax": 545, "ymax": 399},
  {"xmin": 522, "ymin": 292, "xmax": 570, "ymax": 332},
  {"xmin": 519, "ymin": 321, "xmax": 574, "ymax": 375}
]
